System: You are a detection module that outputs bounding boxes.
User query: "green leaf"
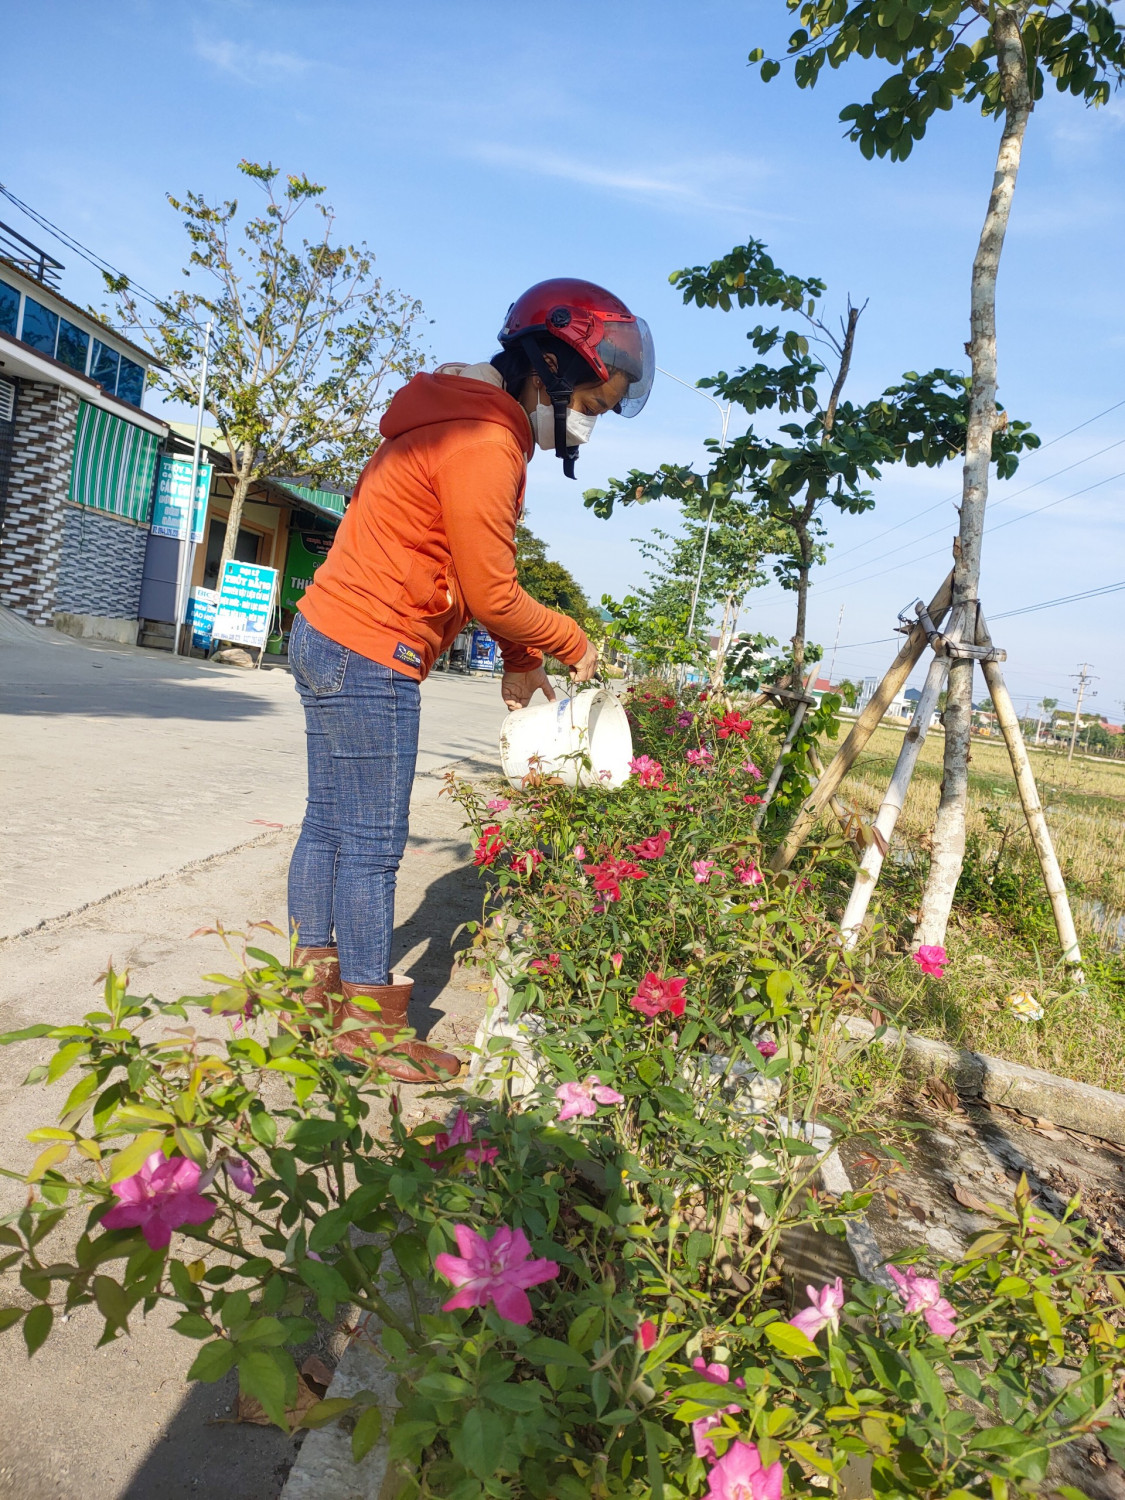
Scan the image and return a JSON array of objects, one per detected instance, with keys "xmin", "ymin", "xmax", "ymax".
[
  {"xmin": 27, "ymin": 1142, "xmax": 71, "ymax": 1181},
  {"xmin": 0, "ymin": 1024, "xmax": 53, "ymax": 1043},
  {"xmin": 171, "ymin": 1312, "xmax": 215, "ymax": 1339},
  {"xmin": 237, "ymin": 1316, "xmax": 289, "ymax": 1349},
  {"xmin": 23, "ymin": 1302, "xmax": 53, "ymax": 1356},
  {"xmin": 522, "ymin": 1336, "xmax": 587, "ymax": 1369},
  {"xmin": 390, "ymin": 1232, "xmax": 429, "ymax": 1280},
  {"xmin": 108, "ymin": 1130, "xmax": 166, "ymax": 1184},
  {"xmin": 298, "ymin": 1396, "xmax": 358, "ymax": 1430},
  {"xmin": 187, "ymin": 1337, "xmax": 238, "ymax": 1383},
  {"xmin": 765, "ymin": 1321, "xmax": 820, "ymax": 1360},
  {"xmin": 414, "ymin": 1372, "xmax": 471, "ymax": 1400},
  {"xmin": 0, "ymin": 1306, "xmax": 25, "ymax": 1334},
  {"xmin": 567, "ymin": 1305, "xmax": 602, "ymax": 1353},
  {"xmin": 969, "ymin": 1425, "xmax": 1033, "ymax": 1456},
  {"xmin": 485, "ymin": 1380, "xmax": 547, "ymax": 1413},
  {"xmin": 93, "ymin": 1275, "xmax": 131, "ymax": 1333},
  {"xmin": 238, "ymin": 1348, "xmax": 289, "ymax": 1430},
  {"xmin": 351, "ymin": 1404, "xmax": 383, "ymax": 1463},
  {"xmin": 309, "ymin": 1205, "xmax": 354, "ymax": 1253},
  {"xmin": 451, "ymin": 1406, "xmax": 504, "ymax": 1480},
  {"xmin": 46, "ymin": 1043, "xmax": 88, "ymax": 1085},
  {"xmin": 250, "ymin": 1111, "xmax": 278, "ymax": 1148},
  {"xmin": 908, "ymin": 1350, "xmax": 947, "ymax": 1418}
]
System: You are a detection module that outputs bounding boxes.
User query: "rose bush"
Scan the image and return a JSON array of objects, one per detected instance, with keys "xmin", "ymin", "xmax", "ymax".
[{"xmin": 1, "ymin": 688, "xmax": 1123, "ymax": 1495}]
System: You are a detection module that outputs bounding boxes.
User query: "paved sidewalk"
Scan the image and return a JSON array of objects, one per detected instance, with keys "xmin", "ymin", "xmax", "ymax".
[{"xmin": 0, "ymin": 616, "xmax": 507, "ymax": 937}]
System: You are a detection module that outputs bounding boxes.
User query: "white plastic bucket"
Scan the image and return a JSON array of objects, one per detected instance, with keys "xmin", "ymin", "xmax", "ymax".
[{"xmin": 499, "ymin": 688, "xmax": 633, "ymax": 791}]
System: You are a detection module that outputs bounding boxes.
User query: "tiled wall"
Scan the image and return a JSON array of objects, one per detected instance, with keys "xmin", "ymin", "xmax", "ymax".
[
  {"xmin": 0, "ymin": 380, "xmax": 79, "ymax": 625},
  {"xmin": 56, "ymin": 504, "xmax": 150, "ymax": 618}
]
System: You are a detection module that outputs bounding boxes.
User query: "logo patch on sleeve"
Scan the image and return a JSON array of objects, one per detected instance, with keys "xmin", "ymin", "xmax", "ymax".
[{"xmin": 393, "ymin": 642, "xmax": 423, "ymax": 669}]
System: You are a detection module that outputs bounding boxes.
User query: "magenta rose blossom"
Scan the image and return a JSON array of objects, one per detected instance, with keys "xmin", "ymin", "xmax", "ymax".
[
  {"xmin": 225, "ymin": 1156, "xmax": 256, "ymax": 1195},
  {"xmin": 434, "ymin": 1224, "xmax": 559, "ymax": 1325},
  {"xmin": 888, "ymin": 1264, "xmax": 958, "ymax": 1337},
  {"xmin": 102, "ymin": 1152, "xmax": 216, "ymax": 1251},
  {"xmin": 693, "ymin": 859, "xmax": 717, "ymax": 884},
  {"xmin": 913, "ymin": 944, "xmax": 948, "ymax": 977}
]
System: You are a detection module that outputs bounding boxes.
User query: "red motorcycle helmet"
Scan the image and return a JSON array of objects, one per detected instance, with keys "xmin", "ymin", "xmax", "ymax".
[{"xmin": 498, "ymin": 277, "xmax": 654, "ymax": 477}]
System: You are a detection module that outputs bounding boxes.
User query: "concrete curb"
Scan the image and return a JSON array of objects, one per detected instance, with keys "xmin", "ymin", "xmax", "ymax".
[{"xmin": 843, "ymin": 1015, "xmax": 1125, "ymax": 1147}]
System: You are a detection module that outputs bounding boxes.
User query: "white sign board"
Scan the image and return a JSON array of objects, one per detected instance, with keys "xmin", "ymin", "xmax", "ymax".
[{"xmin": 210, "ymin": 561, "xmax": 278, "ymax": 649}]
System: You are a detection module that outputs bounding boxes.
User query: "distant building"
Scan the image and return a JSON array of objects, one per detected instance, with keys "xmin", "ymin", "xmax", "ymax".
[{"xmin": 0, "ymin": 219, "xmax": 167, "ymax": 639}]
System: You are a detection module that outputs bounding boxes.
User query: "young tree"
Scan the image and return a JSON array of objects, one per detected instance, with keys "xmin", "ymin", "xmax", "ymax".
[
  {"xmin": 585, "ymin": 238, "xmax": 1034, "ymax": 683},
  {"xmin": 749, "ymin": 1, "xmax": 1125, "ymax": 945},
  {"xmin": 107, "ymin": 160, "xmax": 425, "ymax": 570},
  {"xmin": 515, "ymin": 525, "xmax": 598, "ymax": 637}
]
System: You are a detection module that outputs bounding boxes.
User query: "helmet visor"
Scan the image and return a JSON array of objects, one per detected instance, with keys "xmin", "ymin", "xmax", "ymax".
[{"xmin": 596, "ymin": 316, "xmax": 654, "ymax": 417}]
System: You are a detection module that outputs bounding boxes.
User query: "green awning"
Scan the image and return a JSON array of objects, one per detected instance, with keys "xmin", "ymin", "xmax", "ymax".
[
  {"xmin": 276, "ymin": 481, "xmax": 347, "ymax": 519},
  {"xmin": 69, "ymin": 401, "xmax": 160, "ymax": 523}
]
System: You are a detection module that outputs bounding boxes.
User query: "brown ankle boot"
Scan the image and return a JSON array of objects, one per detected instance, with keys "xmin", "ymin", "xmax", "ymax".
[
  {"xmin": 288, "ymin": 946, "xmax": 341, "ymax": 1030},
  {"xmin": 333, "ymin": 977, "xmax": 462, "ymax": 1084}
]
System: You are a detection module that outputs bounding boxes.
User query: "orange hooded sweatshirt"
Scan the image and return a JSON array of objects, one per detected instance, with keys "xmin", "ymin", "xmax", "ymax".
[{"xmin": 297, "ymin": 365, "xmax": 589, "ymax": 680}]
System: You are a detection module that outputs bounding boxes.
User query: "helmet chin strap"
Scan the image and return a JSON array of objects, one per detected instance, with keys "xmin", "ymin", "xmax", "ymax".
[{"xmin": 520, "ymin": 336, "xmax": 579, "ymax": 479}]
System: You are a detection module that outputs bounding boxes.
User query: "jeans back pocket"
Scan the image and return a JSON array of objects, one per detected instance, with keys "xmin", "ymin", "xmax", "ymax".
[{"xmin": 291, "ymin": 614, "xmax": 349, "ymax": 696}]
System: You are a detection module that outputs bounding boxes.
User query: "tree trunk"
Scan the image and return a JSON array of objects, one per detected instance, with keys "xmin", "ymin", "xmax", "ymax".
[
  {"xmin": 711, "ymin": 590, "xmax": 738, "ymax": 692},
  {"xmin": 791, "ymin": 550, "xmax": 811, "ymax": 684},
  {"xmin": 218, "ymin": 452, "xmax": 256, "ymax": 573},
  {"xmin": 914, "ymin": 6, "xmax": 1032, "ymax": 950}
]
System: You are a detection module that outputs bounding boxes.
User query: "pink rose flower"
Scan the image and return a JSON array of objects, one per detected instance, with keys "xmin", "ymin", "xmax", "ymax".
[
  {"xmin": 789, "ymin": 1276, "xmax": 845, "ymax": 1340},
  {"xmin": 434, "ymin": 1224, "xmax": 559, "ymax": 1325},
  {"xmin": 511, "ymin": 848, "xmax": 544, "ymax": 877},
  {"xmin": 630, "ymin": 973, "xmax": 687, "ymax": 1020},
  {"xmin": 693, "ymin": 859, "xmax": 717, "ymax": 884},
  {"xmin": 529, "ymin": 952, "xmax": 561, "ymax": 973},
  {"xmin": 610, "ymin": 951, "xmax": 623, "ymax": 973},
  {"xmin": 693, "ymin": 1356, "xmax": 731, "ymax": 1384},
  {"xmin": 913, "ymin": 944, "xmax": 948, "ymax": 977},
  {"xmin": 755, "ymin": 1035, "xmax": 778, "ymax": 1060},
  {"xmin": 887, "ymin": 1264, "xmax": 958, "ymax": 1338},
  {"xmin": 102, "ymin": 1152, "xmax": 216, "ymax": 1251},
  {"xmin": 676, "ymin": 711, "xmax": 696, "ymax": 727},
  {"xmin": 573, "ymin": 843, "xmax": 586, "ymax": 860},
  {"xmin": 426, "ymin": 1108, "xmax": 499, "ymax": 1168},
  {"xmin": 686, "ymin": 747, "xmax": 714, "ymax": 767},
  {"xmin": 225, "ymin": 1156, "xmax": 256, "ymax": 1195},
  {"xmin": 555, "ymin": 1076, "xmax": 625, "ymax": 1121},
  {"xmin": 742, "ymin": 794, "xmax": 764, "ymax": 806},
  {"xmin": 704, "ymin": 1441, "xmax": 783, "ymax": 1500},
  {"xmin": 741, "ymin": 760, "xmax": 762, "ymax": 779},
  {"xmin": 629, "ymin": 754, "xmax": 666, "ymax": 788},
  {"xmin": 486, "ymin": 797, "xmax": 511, "ymax": 812},
  {"xmin": 692, "ymin": 1406, "xmax": 742, "ymax": 1460},
  {"xmin": 583, "ymin": 857, "xmax": 647, "ymax": 903},
  {"xmin": 734, "ymin": 861, "xmax": 763, "ymax": 886}
]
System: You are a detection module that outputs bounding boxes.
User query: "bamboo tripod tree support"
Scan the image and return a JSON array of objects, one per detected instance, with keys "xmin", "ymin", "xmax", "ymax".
[{"xmin": 776, "ymin": 575, "xmax": 1084, "ymax": 976}]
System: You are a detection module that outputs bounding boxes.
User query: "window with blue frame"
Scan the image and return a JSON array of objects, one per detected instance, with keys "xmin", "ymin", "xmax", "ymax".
[
  {"xmin": 0, "ymin": 279, "xmax": 17, "ymax": 337},
  {"xmin": 56, "ymin": 318, "xmax": 90, "ymax": 374},
  {"xmin": 90, "ymin": 339, "xmax": 120, "ymax": 394},
  {"xmin": 20, "ymin": 297, "xmax": 59, "ymax": 356},
  {"xmin": 116, "ymin": 357, "xmax": 144, "ymax": 406}
]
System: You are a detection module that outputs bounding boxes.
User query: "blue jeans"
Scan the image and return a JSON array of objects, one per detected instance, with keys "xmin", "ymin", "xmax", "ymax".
[{"xmin": 287, "ymin": 612, "xmax": 420, "ymax": 985}]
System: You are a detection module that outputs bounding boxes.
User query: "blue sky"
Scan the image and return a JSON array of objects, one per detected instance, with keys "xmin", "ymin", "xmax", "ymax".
[{"xmin": 4, "ymin": 0, "xmax": 1123, "ymax": 717}]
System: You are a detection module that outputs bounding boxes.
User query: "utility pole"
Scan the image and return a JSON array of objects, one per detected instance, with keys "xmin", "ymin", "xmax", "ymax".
[
  {"xmin": 827, "ymin": 604, "xmax": 844, "ymax": 687},
  {"xmin": 1067, "ymin": 663, "xmax": 1098, "ymax": 763},
  {"xmin": 173, "ymin": 318, "xmax": 213, "ymax": 657}
]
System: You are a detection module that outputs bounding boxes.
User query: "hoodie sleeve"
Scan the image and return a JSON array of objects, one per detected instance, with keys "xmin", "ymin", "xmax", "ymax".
[{"xmin": 432, "ymin": 435, "xmax": 589, "ymax": 672}]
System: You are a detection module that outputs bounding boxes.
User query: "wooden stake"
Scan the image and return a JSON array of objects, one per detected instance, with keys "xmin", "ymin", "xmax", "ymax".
[
  {"xmin": 976, "ymin": 611, "xmax": 1083, "ymax": 976},
  {"xmin": 769, "ymin": 571, "xmax": 953, "ymax": 871},
  {"xmin": 839, "ymin": 622, "xmax": 960, "ymax": 948}
]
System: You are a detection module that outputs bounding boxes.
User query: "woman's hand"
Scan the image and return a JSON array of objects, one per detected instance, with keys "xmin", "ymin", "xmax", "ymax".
[
  {"xmin": 501, "ymin": 666, "xmax": 557, "ymax": 711},
  {"xmin": 571, "ymin": 641, "xmax": 599, "ymax": 684}
]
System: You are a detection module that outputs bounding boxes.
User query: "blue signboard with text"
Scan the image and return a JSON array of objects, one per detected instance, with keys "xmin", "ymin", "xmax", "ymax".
[
  {"xmin": 150, "ymin": 454, "xmax": 212, "ymax": 543},
  {"xmin": 187, "ymin": 587, "xmax": 219, "ymax": 651},
  {"xmin": 469, "ymin": 628, "xmax": 497, "ymax": 673},
  {"xmin": 211, "ymin": 561, "xmax": 278, "ymax": 649}
]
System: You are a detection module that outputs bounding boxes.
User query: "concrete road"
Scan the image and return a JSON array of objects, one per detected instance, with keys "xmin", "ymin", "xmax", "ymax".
[
  {"xmin": 0, "ymin": 612, "xmax": 508, "ymax": 938},
  {"xmin": 0, "ymin": 615, "xmax": 510, "ymax": 1498}
]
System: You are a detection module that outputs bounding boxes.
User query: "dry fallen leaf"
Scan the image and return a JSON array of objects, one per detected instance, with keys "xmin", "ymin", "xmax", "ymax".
[
  {"xmin": 951, "ymin": 1183, "xmax": 993, "ymax": 1215},
  {"xmin": 922, "ymin": 1076, "xmax": 965, "ymax": 1113},
  {"xmin": 235, "ymin": 1355, "xmax": 335, "ymax": 1427}
]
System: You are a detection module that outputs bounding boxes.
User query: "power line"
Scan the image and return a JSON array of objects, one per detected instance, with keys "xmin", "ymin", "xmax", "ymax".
[
  {"xmin": 790, "ymin": 396, "xmax": 1125, "ymax": 573},
  {"xmin": 0, "ymin": 181, "xmax": 164, "ymax": 309},
  {"xmin": 992, "ymin": 579, "xmax": 1125, "ymax": 620}
]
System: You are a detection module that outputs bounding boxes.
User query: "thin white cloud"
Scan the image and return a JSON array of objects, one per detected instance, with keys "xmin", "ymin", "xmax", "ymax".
[
  {"xmin": 193, "ymin": 34, "xmax": 313, "ymax": 85},
  {"xmin": 462, "ymin": 141, "xmax": 781, "ymax": 219}
]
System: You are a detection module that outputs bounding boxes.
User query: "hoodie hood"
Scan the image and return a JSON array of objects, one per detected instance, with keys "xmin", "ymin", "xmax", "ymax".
[{"xmin": 380, "ymin": 370, "xmax": 534, "ymax": 460}]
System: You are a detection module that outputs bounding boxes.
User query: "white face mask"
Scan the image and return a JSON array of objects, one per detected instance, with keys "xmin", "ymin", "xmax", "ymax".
[{"xmin": 531, "ymin": 397, "xmax": 598, "ymax": 452}]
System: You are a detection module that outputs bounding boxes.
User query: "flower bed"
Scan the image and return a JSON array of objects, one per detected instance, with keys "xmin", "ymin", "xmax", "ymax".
[{"xmin": 2, "ymin": 688, "xmax": 1124, "ymax": 1497}]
